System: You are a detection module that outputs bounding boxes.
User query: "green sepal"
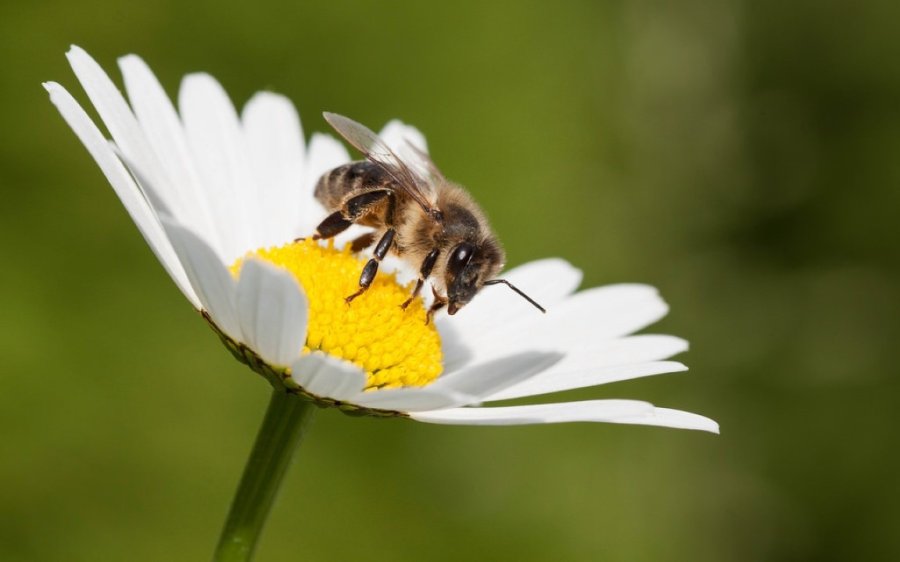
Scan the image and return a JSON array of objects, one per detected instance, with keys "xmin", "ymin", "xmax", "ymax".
[{"xmin": 202, "ymin": 311, "xmax": 406, "ymax": 419}]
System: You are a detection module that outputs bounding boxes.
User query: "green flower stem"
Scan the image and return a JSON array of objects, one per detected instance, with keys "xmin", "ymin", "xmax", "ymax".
[{"xmin": 213, "ymin": 389, "xmax": 316, "ymax": 562}]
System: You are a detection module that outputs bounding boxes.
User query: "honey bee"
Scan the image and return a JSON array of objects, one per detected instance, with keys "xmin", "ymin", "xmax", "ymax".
[{"xmin": 312, "ymin": 112, "xmax": 545, "ymax": 320}]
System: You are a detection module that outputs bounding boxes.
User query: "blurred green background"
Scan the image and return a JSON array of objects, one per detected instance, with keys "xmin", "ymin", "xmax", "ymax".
[{"xmin": 2, "ymin": 1, "xmax": 899, "ymax": 560}]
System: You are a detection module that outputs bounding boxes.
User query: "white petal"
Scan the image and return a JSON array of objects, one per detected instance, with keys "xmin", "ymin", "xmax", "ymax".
[
  {"xmin": 350, "ymin": 387, "xmax": 474, "ymax": 412},
  {"xmin": 484, "ymin": 361, "xmax": 688, "ymax": 402},
  {"xmin": 108, "ymin": 143, "xmax": 172, "ymax": 214},
  {"xmin": 379, "ymin": 119, "xmax": 428, "ymax": 154},
  {"xmin": 438, "ymin": 258, "xmax": 582, "ymax": 340},
  {"xmin": 613, "ymin": 407, "xmax": 720, "ymax": 433},
  {"xmin": 66, "ymin": 48, "xmax": 182, "ymax": 219},
  {"xmin": 242, "ymin": 92, "xmax": 306, "ymax": 248},
  {"xmin": 410, "ymin": 399, "xmax": 654, "ymax": 425},
  {"xmin": 179, "ymin": 73, "xmax": 256, "ymax": 261},
  {"xmin": 160, "ymin": 217, "xmax": 241, "ymax": 340},
  {"xmin": 442, "ymin": 284, "xmax": 671, "ymax": 371},
  {"xmin": 528, "ymin": 336, "xmax": 687, "ymax": 379},
  {"xmin": 291, "ymin": 353, "xmax": 366, "ymax": 401},
  {"xmin": 45, "ymin": 81, "xmax": 198, "ymax": 307},
  {"xmin": 299, "ymin": 133, "xmax": 350, "ymax": 235},
  {"xmin": 378, "ymin": 119, "xmax": 431, "ymax": 180},
  {"xmin": 66, "ymin": 48, "xmax": 155, "ymax": 176},
  {"xmin": 563, "ymin": 335, "xmax": 688, "ymax": 366},
  {"xmin": 118, "ymin": 53, "xmax": 221, "ymax": 253},
  {"xmin": 502, "ymin": 258, "xmax": 583, "ymax": 302},
  {"xmin": 235, "ymin": 259, "xmax": 308, "ymax": 367},
  {"xmin": 437, "ymin": 321, "xmax": 476, "ymax": 372},
  {"xmin": 553, "ymin": 284, "xmax": 669, "ymax": 340},
  {"xmin": 412, "ymin": 401, "xmax": 718, "ymax": 433},
  {"xmin": 431, "ymin": 352, "xmax": 563, "ymax": 402},
  {"xmin": 482, "ymin": 335, "xmax": 688, "ymax": 401}
]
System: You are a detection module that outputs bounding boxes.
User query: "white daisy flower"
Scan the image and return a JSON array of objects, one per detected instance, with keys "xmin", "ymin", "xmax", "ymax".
[{"xmin": 45, "ymin": 46, "xmax": 717, "ymax": 433}]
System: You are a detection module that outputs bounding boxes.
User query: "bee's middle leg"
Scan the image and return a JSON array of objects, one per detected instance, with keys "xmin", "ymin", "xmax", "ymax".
[
  {"xmin": 346, "ymin": 228, "xmax": 395, "ymax": 303},
  {"xmin": 349, "ymin": 231, "xmax": 377, "ymax": 253}
]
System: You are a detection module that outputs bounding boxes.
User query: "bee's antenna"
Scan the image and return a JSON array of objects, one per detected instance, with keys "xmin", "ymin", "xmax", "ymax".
[{"xmin": 484, "ymin": 279, "xmax": 546, "ymax": 313}]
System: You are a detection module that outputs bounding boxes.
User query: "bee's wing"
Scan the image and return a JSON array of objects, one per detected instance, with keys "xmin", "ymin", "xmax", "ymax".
[
  {"xmin": 403, "ymin": 141, "xmax": 447, "ymax": 186},
  {"xmin": 323, "ymin": 112, "xmax": 439, "ymax": 216}
]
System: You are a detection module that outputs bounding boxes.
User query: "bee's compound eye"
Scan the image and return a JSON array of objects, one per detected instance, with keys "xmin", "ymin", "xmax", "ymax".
[{"xmin": 448, "ymin": 243, "xmax": 476, "ymax": 276}]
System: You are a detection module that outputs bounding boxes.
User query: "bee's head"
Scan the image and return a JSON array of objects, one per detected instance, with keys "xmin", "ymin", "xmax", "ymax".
[
  {"xmin": 444, "ymin": 240, "xmax": 546, "ymax": 316},
  {"xmin": 444, "ymin": 241, "xmax": 503, "ymax": 315}
]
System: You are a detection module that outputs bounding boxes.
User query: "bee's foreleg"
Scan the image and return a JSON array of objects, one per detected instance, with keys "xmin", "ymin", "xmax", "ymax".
[
  {"xmin": 401, "ymin": 248, "xmax": 440, "ymax": 310},
  {"xmin": 346, "ymin": 228, "xmax": 395, "ymax": 304},
  {"xmin": 426, "ymin": 287, "xmax": 448, "ymax": 324}
]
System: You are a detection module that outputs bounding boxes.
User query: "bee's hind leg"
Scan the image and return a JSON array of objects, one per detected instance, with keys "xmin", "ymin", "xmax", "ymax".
[
  {"xmin": 312, "ymin": 211, "xmax": 352, "ymax": 240},
  {"xmin": 346, "ymin": 228, "xmax": 395, "ymax": 304},
  {"xmin": 313, "ymin": 190, "xmax": 392, "ymax": 241},
  {"xmin": 401, "ymin": 248, "xmax": 440, "ymax": 310}
]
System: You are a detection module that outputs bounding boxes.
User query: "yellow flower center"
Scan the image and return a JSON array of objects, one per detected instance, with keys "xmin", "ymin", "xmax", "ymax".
[{"xmin": 231, "ymin": 239, "xmax": 443, "ymax": 389}]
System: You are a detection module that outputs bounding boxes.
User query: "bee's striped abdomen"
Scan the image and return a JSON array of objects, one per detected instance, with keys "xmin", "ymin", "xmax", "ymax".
[{"xmin": 314, "ymin": 161, "xmax": 394, "ymax": 211}]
